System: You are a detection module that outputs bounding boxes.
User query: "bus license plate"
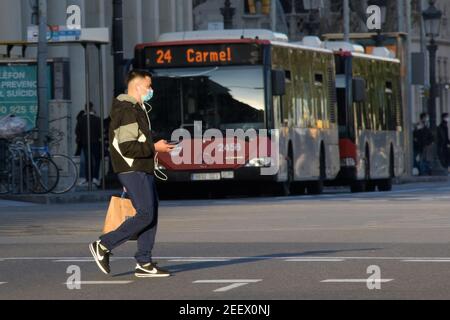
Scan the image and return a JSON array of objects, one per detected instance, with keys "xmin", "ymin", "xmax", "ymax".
[{"xmin": 191, "ymin": 173, "xmax": 221, "ymax": 181}]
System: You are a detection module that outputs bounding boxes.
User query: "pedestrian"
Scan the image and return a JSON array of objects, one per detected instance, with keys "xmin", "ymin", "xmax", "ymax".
[
  {"xmin": 75, "ymin": 110, "xmax": 87, "ymax": 186},
  {"xmin": 413, "ymin": 113, "xmax": 433, "ymax": 175},
  {"xmin": 89, "ymin": 70, "xmax": 175, "ymax": 277},
  {"xmin": 437, "ymin": 113, "xmax": 450, "ymax": 169},
  {"xmin": 75, "ymin": 102, "xmax": 102, "ymax": 187}
]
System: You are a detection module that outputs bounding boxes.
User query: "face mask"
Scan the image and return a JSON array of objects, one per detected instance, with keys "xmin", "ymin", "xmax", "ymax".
[{"xmin": 139, "ymin": 85, "xmax": 153, "ymax": 103}]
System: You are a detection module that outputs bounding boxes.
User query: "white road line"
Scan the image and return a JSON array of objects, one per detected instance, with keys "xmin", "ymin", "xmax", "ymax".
[
  {"xmin": 7, "ymin": 256, "xmax": 450, "ymax": 262},
  {"xmin": 169, "ymin": 259, "xmax": 230, "ymax": 262},
  {"xmin": 194, "ymin": 280, "xmax": 262, "ymax": 293},
  {"xmin": 403, "ymin": 260, "xmax": 450, "ymax": 263},
  {"xmin": 214, "ymin": 283, "xmax": 248, "ymax": 292},
  {"xmin": 285, "ymin": 259, "xmax": 345, "ymax": 262},
  {"xmin": 194, "ymin": 280, "xmax": 262, "ymax": 283},
  {"xmin": 54, "ymin": 259, "xmax": 95, "ymax": 263},
  {"xmin": 0, "ymin": 282, "xmax": 6, "ymax": 285},
  {"xmin": 321, "ymin": 279, "xmax": 393, "ymax": 283},
  {"xmin": 62, "ymin": 281, "xmax": 133, "ymax": 285}
]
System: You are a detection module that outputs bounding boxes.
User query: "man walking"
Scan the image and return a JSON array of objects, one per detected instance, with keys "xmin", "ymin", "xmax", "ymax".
[
  {"xmin": 413, "ymin": 113, "xmax": 433, "ymax": 175},
  {"xmin": 89, "ymin": 70, "xmax": 175, "ymax": 277},
  {"xmin": 437, "ymin": 113, "xmax": 450, "ymax": 169}
]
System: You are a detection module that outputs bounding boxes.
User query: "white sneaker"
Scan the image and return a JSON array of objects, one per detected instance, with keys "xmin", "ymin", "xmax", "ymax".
[
  {"xmin": 77, "ymin": 178, "xmax": 87, "ymax": 187},
  {"xmin": 93, "ymin": 178, "xmax": 101, "ymax": 187}
]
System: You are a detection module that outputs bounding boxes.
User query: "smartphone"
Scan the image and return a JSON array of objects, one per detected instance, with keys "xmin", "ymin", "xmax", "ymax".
[{"xmin": 168, "ymin": 140, "xmax": 180, "ymax": 145}]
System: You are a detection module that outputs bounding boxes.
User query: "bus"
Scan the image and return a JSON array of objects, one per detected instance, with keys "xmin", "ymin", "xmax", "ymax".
[
  {"xmin": 326, "ymin": 42, "xmax": 404, "ymax": 192},
  {"xmin": 133, "ymin": 30, "xmax": 404, "ymax": 196},
  {"xmin": 133, "ymin": 30, "xmax": 340, "ymax": 196}
]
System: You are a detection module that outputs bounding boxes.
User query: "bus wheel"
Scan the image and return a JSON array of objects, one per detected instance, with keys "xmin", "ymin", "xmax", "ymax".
[
  {"xmin": 377, "ymin": 179, "xmax": 392, "ymax": 192},
  {"xmin": 291, "ymin": 182, "xmax": 307, "ymax": 195},
  {"xmin": 307, "ymin": 149, "xmax": 325, "ymax": 195},
  {"xmin": 350, "ymin": 180, "xmax": 366, "ymax": 193}
]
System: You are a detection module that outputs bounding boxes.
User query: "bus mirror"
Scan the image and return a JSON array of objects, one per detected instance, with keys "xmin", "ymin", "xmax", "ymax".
[
  {"xmin": 353, "ymin": 78, "xmax": 366, "ymax": 102},
  {"xmin": 353, "ymin": 78, "xmax": 367, "ymax": 102},
  {"xmin": 272, "ymin": 70, "xmax": 286, "ymax": 96}
]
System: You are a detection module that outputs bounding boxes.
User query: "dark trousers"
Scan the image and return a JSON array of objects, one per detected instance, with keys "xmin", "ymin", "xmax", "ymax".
[
  {"xmin": 100, "ymin": 172, "xmax": 159, "ymax": 264},
  {"xmin": 82, "ymin": 143, "xmax": 101, "ymax": 181}
]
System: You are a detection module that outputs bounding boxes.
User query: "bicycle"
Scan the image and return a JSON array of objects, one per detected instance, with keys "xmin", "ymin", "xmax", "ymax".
[
  {"xmin": 0, "ymin": 137, "xmax": 60, "ymax": 194},
  {"xmin": 28, "ymin": 130, "xmax": 79, "ymax": 194}
]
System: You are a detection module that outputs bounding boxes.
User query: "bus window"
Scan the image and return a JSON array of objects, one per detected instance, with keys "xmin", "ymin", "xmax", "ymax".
[{"xmin": 150, "ymin": 65, "xmax": 266, "ymax": 138}]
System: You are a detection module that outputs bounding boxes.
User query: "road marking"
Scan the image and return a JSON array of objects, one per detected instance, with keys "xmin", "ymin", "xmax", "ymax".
[
  {"xmin": 321, "ymin": 279, "xmax": 393, "ymax": 284},
  {"xmin": 403, "ymin": 260, "xmax": 450, "ymax": 263},
  {"xmin": 0, "ymin": 282, "xmax": 6, "ymax": 285},
  {"xmin": 169, "ymin": 259, "xmax": 230, "ymax": 262},
  {"xmin": 285, "ymin": 258, "xmax": 345, "ymax": 262},
  {"xmin": 62, "ymin": 281, "xmax": 133, "ymax": 285},
  {"xmin": 194, "ymin": 279, "xmax": 262, "ymax": 293},
  {"xmin": 54, "ymin": 259, "xmax": 95, "ymax": 263},
  {"xmin": 8, "ymin": 256, "xmax": 450, "ymax": 262}
]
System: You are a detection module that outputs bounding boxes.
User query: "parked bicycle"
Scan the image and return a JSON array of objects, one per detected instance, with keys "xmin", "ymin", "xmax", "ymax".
[{"xmin": 0, "ymin": 131, "xmax": 78, "ymax": 195}]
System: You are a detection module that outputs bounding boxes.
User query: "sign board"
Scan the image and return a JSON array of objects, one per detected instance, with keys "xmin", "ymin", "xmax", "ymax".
[
  {"xmin": 143, "ymin": 43, "xmax": 263, "ymax": 68},
  {"xmin": 27, "ymin": 26, "xmax": 109, "ymax": 43},
  {"xmin": 0, "ymin": 64, "xmax": 52, "ymax": 130}
]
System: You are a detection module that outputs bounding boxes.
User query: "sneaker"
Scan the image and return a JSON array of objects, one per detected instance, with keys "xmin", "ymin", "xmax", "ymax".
[
  {"xmin": 135, "ymin": 262, "xmax": 171, "ymax": 278},
  {"xmin": 77, "ymin": 178, "xmax": 87, "ymax": 187},
  {"xmin": 93, "ymin": 178, "xmax": 101, "ymax": 188},
  {"xmin": 89, "ymin": 240, "xmax": 111, "ymax": 274}
]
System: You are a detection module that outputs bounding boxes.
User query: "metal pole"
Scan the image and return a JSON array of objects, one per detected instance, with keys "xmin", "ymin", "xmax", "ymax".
[
  {"xmin": 83, "ymin": 44, "xmax": 93, "ymax": 191},
  {"xmin": 271, "ymin": 0, "xmax": 277, "ymax": 32},
  {"xmin": 397, "ymin": 0, "xmax": 405, "ymax": 33},
  {"xmin": 113, "ymin": 0, "xmax": 124, "ymax": 97},
  {"xmin": 37, "ymin": 0, "xmax": 48, "ymax": 147},
  {"xmin": 405, "ymin": 0, "xmax": 414, "ymax": 177},
  {"xmin": 343, "ymin": 0, "xmax": 350, "ymax": 42},
  {"xmin": 428, "ymin": 39, "xmax": 446, "ymax": 175},
  {"xmin": 97, "ymin": 44, "xmax": 106, "ymax": 191}
]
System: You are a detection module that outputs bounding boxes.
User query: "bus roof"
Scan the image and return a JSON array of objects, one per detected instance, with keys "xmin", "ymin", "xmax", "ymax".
[{"xmin": 157, "ymin": 29, "xmax": 289, "ymax": 42}]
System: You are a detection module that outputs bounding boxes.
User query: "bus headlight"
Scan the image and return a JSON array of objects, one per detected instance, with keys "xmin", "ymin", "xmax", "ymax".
[
  {"xmin": 341, "ymin": 158, "xmax": 356, "ymax": 167},
  {"xmin": 245, "ymin": 157, "xmax": 272, "ymax": 168}
]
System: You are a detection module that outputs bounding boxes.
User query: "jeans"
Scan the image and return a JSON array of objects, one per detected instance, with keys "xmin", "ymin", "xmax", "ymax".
[{"xmin": 100, "ymin": 172, "xmax": 159, "ymax": 264}]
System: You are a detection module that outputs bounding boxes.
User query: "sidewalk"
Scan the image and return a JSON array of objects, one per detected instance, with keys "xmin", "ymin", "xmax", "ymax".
[{"xmin": 0, "ymin": 175, "xmax": 448, "ymax": 205}]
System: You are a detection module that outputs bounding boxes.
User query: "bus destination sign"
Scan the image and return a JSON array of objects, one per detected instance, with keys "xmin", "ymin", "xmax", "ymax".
[{"xmin": 143, "ymin": 43, "xmax": 263, "ymax": 68}]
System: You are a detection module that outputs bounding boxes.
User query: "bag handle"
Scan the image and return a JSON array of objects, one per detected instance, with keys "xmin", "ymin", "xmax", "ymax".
[{"xmin": 121, "ymin": 187, "xmax": 127, "ymax": 199}]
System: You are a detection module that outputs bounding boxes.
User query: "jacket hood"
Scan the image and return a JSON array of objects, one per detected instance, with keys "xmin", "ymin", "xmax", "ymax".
[{"xmin": 111, "ymin": 94, "xmax": 139, "ymax": 118}]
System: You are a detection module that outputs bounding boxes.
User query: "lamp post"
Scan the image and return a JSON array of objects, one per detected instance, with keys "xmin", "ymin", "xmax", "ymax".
[
  {"xmin": 422, "ymin": 0, "xmax": 446, "ymax": 175},
  {"xmin": 368, "ymin": 0, "xmax": 387, "ymax": 47},
  {"xmin": 221, "ymin": 0, "xmax": 235, "ymax": 29}
]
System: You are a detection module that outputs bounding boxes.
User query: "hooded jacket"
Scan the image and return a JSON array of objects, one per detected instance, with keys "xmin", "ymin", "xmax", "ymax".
[{"xmin": 109, "ymin": 94, "xmax": 156, "ymax": 174}]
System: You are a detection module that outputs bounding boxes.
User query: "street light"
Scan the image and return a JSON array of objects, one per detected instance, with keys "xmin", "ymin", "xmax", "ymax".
[
  {"xmin": 221, "ymin": 0, "xmax": 236, "ymax": 30},
  {"xmin": 368, "ymin": 0, "xmax": 387, "ymax": 46},
  {"xmin": 422, "ymin": 0, "xmax": 446, "ymax": 175}
]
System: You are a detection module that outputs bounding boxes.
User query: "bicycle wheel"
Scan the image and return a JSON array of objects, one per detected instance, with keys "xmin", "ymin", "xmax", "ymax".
[
  {"xmin": 51, "ymin": 155, "xmax": 78, "ymax": 194},
  {"xmin": 25, "ymin": 157, "xmax": 59, "ymax": 194}
]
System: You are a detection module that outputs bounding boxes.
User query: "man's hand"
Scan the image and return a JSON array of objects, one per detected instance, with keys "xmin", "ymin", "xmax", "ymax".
[{"xmin": 155, "ymin": 140, "xmax": 176, "ymax": 153}]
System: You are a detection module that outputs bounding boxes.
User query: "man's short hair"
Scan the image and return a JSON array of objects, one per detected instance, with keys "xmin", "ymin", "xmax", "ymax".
[
  {"xmin": 442, "ymin": 113, "xmax": 449, "ymax": 120},
  {"xmin": 420, "ymin": 112, "xmax": 428, "ymax": 120},
  {"xmin": 126, "ymin": 69, "xmax": 152, "ymax": 86}
]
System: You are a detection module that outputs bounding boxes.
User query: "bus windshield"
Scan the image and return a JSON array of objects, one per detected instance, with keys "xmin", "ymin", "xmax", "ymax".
[{"xmin": 149, "ymin": 65, "xmax": 265, "ymax": 140}]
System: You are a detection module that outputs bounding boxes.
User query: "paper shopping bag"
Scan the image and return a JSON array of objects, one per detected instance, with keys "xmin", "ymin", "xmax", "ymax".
[{"xmin": 103, "ymin": 195, "xmax": 137, "ymax": 234}]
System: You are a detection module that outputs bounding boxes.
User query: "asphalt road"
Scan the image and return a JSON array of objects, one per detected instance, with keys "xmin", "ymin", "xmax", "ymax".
[{"xmin": 1, "ymin": 181, "xmax": 450, "ymax": 300}]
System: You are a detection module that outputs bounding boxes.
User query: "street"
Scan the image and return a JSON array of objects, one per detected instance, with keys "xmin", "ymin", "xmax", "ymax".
[{"xmin": 1, "ymin": 181, "xmax": 450, "ymax": 300}]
